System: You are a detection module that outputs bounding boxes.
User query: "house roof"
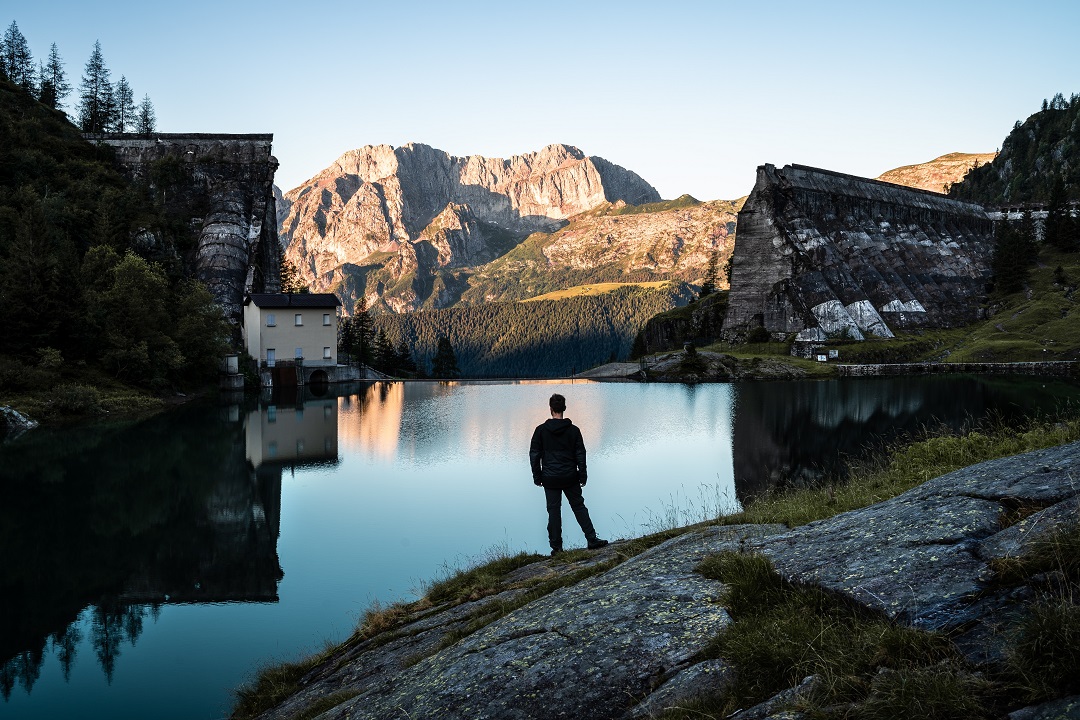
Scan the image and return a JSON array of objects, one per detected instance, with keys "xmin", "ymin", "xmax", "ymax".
[{"xmin": 246, "ymin": 293, "xmax": 341, "ymax": 309}]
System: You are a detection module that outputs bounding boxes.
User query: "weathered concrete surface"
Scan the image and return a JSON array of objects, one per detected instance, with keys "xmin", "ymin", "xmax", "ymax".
[
  {"xmin": 253, "ymin": 441, "xmax": 1080, "ymax": 720},
  {"xmin": 90, "ymin": 133, "xmax": 282, "ymax": 322},
  {"xmin": 724, "ymin": 164, "xmax": 994, "ymax": 343}
]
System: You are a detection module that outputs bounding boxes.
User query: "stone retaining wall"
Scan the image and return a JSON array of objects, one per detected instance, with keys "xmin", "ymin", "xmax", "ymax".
[{"xmin": 837, "ymin": 361, "xmax": 1079, "ymax": 377}]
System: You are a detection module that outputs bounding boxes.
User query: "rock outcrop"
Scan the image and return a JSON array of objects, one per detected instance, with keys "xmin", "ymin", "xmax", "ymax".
[
  {"xmin": 724, "ymin": 164, "xmax": 994, "ymax": 344},
  {"xmin": 278, "ymin": 144, "xmax": 668, "ymax": 312},
  {"xmin": 91, "ymin": 134, "xmax": 282, "ymax": 322},
  {"xmin": 876, "ymin": 152, "xmax": 997, "ymax": 194},
  {"xmin": 249, "ymin": 440, "xmax": 1080, "ymax": 720},
  {"xmin": 0, "ymin": 405, "xmax": 37, "ymax": 441}
]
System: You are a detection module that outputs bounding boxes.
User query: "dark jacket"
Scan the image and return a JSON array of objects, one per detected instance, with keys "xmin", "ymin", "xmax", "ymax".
[{"xmin": 530, "ymin": 418, "xmax": 587, "ymax": 487}]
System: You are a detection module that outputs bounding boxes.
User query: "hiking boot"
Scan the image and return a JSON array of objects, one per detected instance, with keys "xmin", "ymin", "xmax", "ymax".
[
  {"xmin": 550, "ymin": 547, "xmax": 563, "ymax": 556},
  {"xmin": 587, "ymin": 538, "xmax": 609, "ymax": 550}
]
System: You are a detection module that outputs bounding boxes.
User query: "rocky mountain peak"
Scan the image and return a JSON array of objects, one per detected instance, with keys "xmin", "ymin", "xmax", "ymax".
[{"xmin": 280, "ymin": 142, "xmax": 663, "ymax": 311}]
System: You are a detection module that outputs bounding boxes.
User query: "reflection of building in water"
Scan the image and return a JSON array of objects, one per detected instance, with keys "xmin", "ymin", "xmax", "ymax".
[{"xmin": 245, "ymin": 398, "xmax": 340, "ymax": 469}]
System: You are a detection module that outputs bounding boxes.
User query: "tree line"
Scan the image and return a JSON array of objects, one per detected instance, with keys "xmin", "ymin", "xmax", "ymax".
[
  {"xmin": 0, "ymin": 72, "xmax": 226, "ymax": 398},
  {"xmin": 368, "ymin": 285, "xmax": 682, "ymax": 378},
  {"xmin": 1, "ymin": 20, "xmax": 156, "ymax": 133}
]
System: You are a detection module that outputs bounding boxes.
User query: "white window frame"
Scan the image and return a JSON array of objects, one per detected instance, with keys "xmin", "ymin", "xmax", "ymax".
[
  {"xmin": 322, "ymin": 313, "xmax": 331, "ymax": 326},
  {"xmin": 294, "ymin": 313, "xmax": 303, "ymax": 326},
  {"xmin": 295, "ymin": 347, "xmax": 304, "ymax": 360},
  {"xmin": 323, "ymin": 346, "xmax": 332, "ymax": 360},
  {"xmin": 266, "ymin": 313, "xmax": 276, "ymax": 327},
  {"xmin": 266, "ymin": 348, "xmax": 276, "ymax": 367}
]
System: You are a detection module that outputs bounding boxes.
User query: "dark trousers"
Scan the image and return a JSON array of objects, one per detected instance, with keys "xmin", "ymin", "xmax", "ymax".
[{"xmin": 544, "ymin": 483, "xmax": 597, "ymax": 550}]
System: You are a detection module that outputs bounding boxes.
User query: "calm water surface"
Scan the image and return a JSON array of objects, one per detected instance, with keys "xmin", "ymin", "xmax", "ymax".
[{"xmin": 2, "ymin": 376, "xmax": 1078, "ymax": 718}]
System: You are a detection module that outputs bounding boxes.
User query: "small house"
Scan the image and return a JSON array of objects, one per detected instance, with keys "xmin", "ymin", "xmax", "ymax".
[{"xmin": 243, "ymin": 293, "xmax": 342, "ymax": 385}]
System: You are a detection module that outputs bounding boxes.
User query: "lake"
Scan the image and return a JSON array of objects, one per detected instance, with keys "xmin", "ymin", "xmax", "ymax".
[{"xmin": 2, "ymin": 375, "xmax": 1078, "ymax": 718}]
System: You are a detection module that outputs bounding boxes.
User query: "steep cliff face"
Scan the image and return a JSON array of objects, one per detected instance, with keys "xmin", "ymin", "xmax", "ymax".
[
  {"xmin": 725, "ymin": 164, "xmax": 994, "ymax": 343},
  {"xmin": 876, "ymin": 152, "xmax": 996, "ymax": 194},
  {"xmin": 279, "ymin": 143, "xmax": 662, "ymax": 312},
  {"xmin": 93, "ymin": 134, "xmax": 282, "ymax": 321}
]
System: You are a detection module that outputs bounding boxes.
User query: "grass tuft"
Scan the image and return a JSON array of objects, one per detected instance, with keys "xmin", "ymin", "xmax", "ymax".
[
  {"xmin": 1007, "ymin": 597, "xmax": 1080, "ymax": 699},
  {"xmin": 860, "ymin": 662, "xmax": 993, "ymax": 720},
  {"xmin": 424, "ymin": 551, "xmax": 546, "ymax": 605}
]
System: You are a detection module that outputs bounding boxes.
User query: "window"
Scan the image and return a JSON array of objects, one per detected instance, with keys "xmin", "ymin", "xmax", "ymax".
[
  {"xmin": 294, "ymin": 313, "xmax": 303, "ymax": 326},
  {"xmin": 295, "ymin": 348, "xmax": 303, "ymax": 359},
  {"xmin": 323, "ymin": 347, "xmax": 332, "ymax": 360},
  {"xmin": 266, "ymin": 313, "xmax": 276, "ymax": 327},
  {"xmin": 266, "ymin": 348, "xmax": 276, "ymax": 367},
  {"xmin": 322, "ymin": 313, "xmax": 331, "ymax": 326}
]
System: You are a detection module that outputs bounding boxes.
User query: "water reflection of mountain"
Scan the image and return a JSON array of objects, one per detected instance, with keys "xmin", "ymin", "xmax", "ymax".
[
  {"xmin": 0, "ymin": 402, "xmax": 284, "ymax": 698},
  {"xmin": 731, "ymin": 375, "xmax": 1080, "ymax": 503}
]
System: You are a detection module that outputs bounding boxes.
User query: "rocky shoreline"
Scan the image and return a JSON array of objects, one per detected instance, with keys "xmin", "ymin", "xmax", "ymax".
[{"xmin": 244, "ymin": 441, "xmax": 1080, "ymax": 720}]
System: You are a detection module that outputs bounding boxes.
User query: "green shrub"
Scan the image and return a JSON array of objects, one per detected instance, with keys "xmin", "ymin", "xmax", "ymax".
[{"xmin": 51, "ymin": 383, "xmax": 103, "ymax": 415}]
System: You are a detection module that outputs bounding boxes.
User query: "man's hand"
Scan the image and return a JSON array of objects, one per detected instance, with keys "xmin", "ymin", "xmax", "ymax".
[
  {"xmin": 534, "ymin": 478, "xmax": 543, "ymax": 487},
  {"xmin": 579, "ymin": 477, "xmax": 587, "ymax": 487}
]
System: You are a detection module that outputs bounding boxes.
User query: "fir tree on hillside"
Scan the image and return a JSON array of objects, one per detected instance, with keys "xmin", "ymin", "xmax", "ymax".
[
  {"xmin": 991, "ymin": 211, "xmax": 1037, "ymax": 294},
  {"xmin": 78, "ymin": 41, "xmax": 112, "ymax": 133},
  {"xmin": 38, "ymin": 43, "xmax": 70, "ymax": 110},
  {"xmin": 136, "ymin": 94, "xmax": 156, "ymax": 134},
  {"xmin": 1, "ymin": 21, "xmax": 35, "ymax": 93},
  {"xmin": 431, "ymin": 337, "xmax": 460, "ymax": 378},
  {"xmin": 114, "ymin": 75, "xmax": 135, "ymax": 132}
]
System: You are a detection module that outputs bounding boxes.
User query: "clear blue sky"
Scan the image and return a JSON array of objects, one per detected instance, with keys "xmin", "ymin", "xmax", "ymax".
[{"xmin": 10, "ymin": 0, "xmax": 1080, "ymax": 200}]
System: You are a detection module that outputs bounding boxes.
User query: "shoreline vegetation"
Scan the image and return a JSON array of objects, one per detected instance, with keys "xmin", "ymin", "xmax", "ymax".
[{"xmin": 231, "ymin": 412, "xmax": 1080, "ymax": 720}]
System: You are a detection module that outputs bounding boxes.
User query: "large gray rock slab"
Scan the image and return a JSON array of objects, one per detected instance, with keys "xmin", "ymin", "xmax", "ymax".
[
  {"xmin": 317, "ymin": 525, "xmax": 783, "ymax": 720},
  {"xmin": 750, "ymin": 442, "xmax": 1080, "ymax": 656}
]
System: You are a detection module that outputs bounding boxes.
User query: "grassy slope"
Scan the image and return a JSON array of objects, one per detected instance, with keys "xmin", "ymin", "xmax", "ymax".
[
  {"xmin": 836, "ymin": 247, "xmax": 1080, "ymax": 364},
  {"xmin": 521, "ymin": 281, "xmax": 671, "ymax": 302}
]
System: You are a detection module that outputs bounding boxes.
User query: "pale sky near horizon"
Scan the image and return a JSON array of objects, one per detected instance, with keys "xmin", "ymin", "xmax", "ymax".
[{"xmin": 10, "ymin": 1, "xmax": 1080, "ymax": 200}]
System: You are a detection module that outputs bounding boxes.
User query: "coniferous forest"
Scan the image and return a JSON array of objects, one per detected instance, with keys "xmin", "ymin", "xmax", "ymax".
[
  {"xmin": 0, "ymin": 71, "xmax": 225, "ymax": 401},
  {"xmin": 373, "ymin": 285, "xmax": 686, "ymax": 377}
]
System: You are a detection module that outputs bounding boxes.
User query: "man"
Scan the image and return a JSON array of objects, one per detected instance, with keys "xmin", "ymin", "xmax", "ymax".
[{"xmin": 529, "ymin": 393, "xmax": 609, "ymax": 555}]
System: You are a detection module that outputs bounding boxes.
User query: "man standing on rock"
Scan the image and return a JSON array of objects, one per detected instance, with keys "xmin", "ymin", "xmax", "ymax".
[{"xmin": 530, "ymin": 393, "xmax": 608, "ymax": 556}]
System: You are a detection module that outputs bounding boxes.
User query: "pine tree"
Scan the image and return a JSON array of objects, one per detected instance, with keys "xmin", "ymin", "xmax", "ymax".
[
  {"xmin": 699, "ymin": 250, "xmax": 719, "ymax": 298},
  {"xmin": 431, "ymin": 336, "xmax": 460, "ymax": 378},
  {"xmin": 991, "ymin": 219, "xmax": 1034, "ymax": 295},
  {"xmin": 351, "ymin": 297, "xmax": 374, "ymax": 366},
  {"xmin": 38, "ymin": 43, "xmax": 71, "ymax": 110},
  {"xmin": 279, "ymin": 256, "xmax": 308, "ymax": 293},
  {"xmin": 372, "ymin": 329, "xmax": 395, "ymax": 372},
  {"xmin": 114, "ymin": 75, "xmax": 135, "ymax": 132},
  {"xmin": 136, "ymin": 94, "xmax": 156, "ymax": 134},
  {"xmin": 395, "ymin": 339, "xmax": 418, "ymax": 376},
  {"xmin": 78, "ymin": 41, "xmax": 112, "ymax": 133},
  {"xmin": 2, "ymin": 21, "xmax": 35, "ymax": 92},
  {"xmin": 1044, "ymin": 180, "xmax": 1077, "ymax": 252}
]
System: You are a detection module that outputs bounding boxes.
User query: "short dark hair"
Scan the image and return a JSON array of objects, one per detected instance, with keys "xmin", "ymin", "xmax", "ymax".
[{"xmin": 549, "ymin": 393, "xmax": 566, "ymax": 413}]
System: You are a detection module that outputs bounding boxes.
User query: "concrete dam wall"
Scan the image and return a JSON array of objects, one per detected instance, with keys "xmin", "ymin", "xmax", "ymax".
[
  {"xmin": 724, "ymin": 164, "xmax": 995, "ymax": 343},
  {"xmin": 89, "ymin": 133, "xmax": 283, "ymax": 322}
]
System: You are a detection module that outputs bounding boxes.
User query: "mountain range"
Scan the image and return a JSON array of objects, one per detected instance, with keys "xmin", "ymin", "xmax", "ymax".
[
  {"xmin": 277, "ymin": 144, "xmax": 993, "ymax": 318},
  {"xmin": 278, "ymin": 143, "xmax": 666, "ymax": 313}
]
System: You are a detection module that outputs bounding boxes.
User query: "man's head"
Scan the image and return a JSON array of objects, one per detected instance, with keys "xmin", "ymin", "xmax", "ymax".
[{"xmin": 549, "ymin": 393, "xmax": 566, "ymax": 417}]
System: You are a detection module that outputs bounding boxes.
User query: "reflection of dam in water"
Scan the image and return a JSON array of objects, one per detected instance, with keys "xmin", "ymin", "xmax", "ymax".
[{"xmin": 730, "ymin": 375, "xmax": 1078, "ymax": 503}]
